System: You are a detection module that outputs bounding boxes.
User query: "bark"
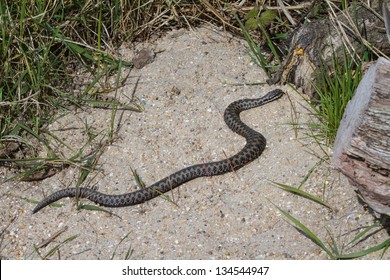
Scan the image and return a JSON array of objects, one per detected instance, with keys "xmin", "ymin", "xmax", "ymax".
[{"xmin": 333, "ymin": 57, "xmax": 390, "ymax": 216}]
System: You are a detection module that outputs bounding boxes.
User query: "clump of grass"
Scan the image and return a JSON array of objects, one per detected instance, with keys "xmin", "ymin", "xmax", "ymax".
[
  {"xmin": 0, "ymin": 0, "xmax": 153, "ymax": 181},
  {"xmin": 270, "ymin": 162, "xmax": 390, "ymax": 259},
  {"xmin": 305, "ymin": 46, "xmax": 366, "ymax": 146},
  {"xmin": 305, "ymin": 0, "xmax": 387, "ymax": 146},
  {"xmin": 0, "ymin": 1, "xmax": 131, "ymax": 154},
  {"xmin": 273, "ymin": 201, "xmax": 390, "ymax": 259}
]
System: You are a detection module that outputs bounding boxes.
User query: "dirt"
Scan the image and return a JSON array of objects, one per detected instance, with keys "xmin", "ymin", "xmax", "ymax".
[{"xmin": 0, "ymin": 27, "xmax": 388, "ymax": 260}]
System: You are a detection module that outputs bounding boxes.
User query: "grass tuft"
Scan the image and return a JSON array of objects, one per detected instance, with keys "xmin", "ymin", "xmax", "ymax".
[
  {"xmin": 272, "ymin": 200, "xmax": 390, "ymax": 259},
  {"xmin": 307, "ymin": 46, "xmax": 365, "ymax": 145}
]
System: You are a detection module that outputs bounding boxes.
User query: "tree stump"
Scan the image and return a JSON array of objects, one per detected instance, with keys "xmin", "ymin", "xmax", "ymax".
[
  {"xmin": 333, "ymin": 57, "xmax": 390, "ymax": 216},
  {"xmin": 268, "ymin": 1, "xmax": 390, "ymax": 97}
]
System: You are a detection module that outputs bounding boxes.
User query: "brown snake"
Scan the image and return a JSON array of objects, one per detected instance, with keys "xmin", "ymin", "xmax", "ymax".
[{"xmin": 32, "ymin": 89, "xmax": 284, "ymax": 213}]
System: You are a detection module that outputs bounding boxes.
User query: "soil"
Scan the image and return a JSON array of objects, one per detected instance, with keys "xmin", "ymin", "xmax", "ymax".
[{"xmin": 1, "ymin": 27, "xmax": 389, "ymax": 260}]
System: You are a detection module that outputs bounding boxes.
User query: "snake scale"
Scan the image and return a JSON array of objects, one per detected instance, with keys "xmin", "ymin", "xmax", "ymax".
[{"xmin": 32, "ymin": 89, "xmax": 284, "ymax": 214}]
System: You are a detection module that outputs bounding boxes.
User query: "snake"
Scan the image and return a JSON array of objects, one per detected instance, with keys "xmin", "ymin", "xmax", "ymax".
[{"xmin": 32, "ymin": 89, "xmax": 284, "ymax": 214}]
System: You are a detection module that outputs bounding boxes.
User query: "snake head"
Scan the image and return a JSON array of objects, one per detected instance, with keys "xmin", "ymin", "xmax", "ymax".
[{"xmin": 263, "ymin": 89, "xmax": 284, "ymax": 103}]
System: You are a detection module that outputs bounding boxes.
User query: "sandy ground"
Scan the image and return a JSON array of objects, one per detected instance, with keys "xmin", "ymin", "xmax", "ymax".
[{"xmin": 1, "ymin": 27, "xmax": 389, "ymax": 260}]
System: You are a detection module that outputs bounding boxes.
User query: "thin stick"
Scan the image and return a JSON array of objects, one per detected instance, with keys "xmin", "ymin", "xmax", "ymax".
[
  {"xmin": 36, "ymin": 226, "xmax": 69, "ymax": 249},
  {"xmin": 277, "ymin": 0, "xmax": 296, "ymax": 26}
]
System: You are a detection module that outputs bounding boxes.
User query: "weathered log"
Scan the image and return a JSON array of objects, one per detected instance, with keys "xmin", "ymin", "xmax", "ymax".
[
  {"xmin": 269, "ymin": 1, "xmax": 390, "ymax": 97},
  {"xmin": 333, "ymin": 57, "xmax": 390, "ymax": 216}
]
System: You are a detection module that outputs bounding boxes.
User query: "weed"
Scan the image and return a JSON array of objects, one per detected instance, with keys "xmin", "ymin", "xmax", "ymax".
[{"xmin": 235, "ymin": 7, "xmax": 285, "ymax": 78}]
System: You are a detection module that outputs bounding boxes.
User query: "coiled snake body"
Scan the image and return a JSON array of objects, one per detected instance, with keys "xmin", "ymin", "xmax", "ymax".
[{"xmin": 33, "ymin": 89, "xmax": 284, "ymax": 213}]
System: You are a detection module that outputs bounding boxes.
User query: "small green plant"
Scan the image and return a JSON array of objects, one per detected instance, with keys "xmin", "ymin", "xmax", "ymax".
[
  {"xmin": 235, "ymin": 7, "xmax": 285, "ymax": 78},
  {"xmin": 245, "ymin": 7, "xmax": 278, "ymax": 30}
]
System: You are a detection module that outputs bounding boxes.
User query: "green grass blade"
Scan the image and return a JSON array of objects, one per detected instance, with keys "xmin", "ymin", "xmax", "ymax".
[
  {"xmin": 258, "ymin": 22, "xmax": 281, "ymax": 65},
  {"xmin": 0, "ymin": 134, "xmax": 32, "ymax": 150},
  {"xmin": 19, "ymin": 0, "xmax": 26, "ymax": 38},
  {"xmin": 124, "ymin": 246, "xmax": 134, "ymax": 260},
  {"xmin": 42, "ymin": 234, "xmax": 79, "ymax": 260},
  {"xmin": 12, "ymin": 195, "xmax": 63, "ymax": 209},
  {"xmin": 270, "ymin": 201, "xmax": 335, "ymax": 259},
  {"xmin": 77, "ymin": 204, "xmax": 121, "ymax": 218},
  {"xmin": 337, "ymin": 238, "xmax": 390, "ymax": 259},
  {"xmin": 325, "ymin": 227, "xmax": 340, "ymax": 256},
  {"xmin": 270, "ymin": 181, "xmax": 332, "ymax": 209},
  {"xmin": 108, "ymin": 59, "xmax": 123, "ymax": 140},
  {"xmin": 82, "ymin": 93, "xmax": 143, "ymax": 111},
  {"xmin": 130, "ymin": 167, "xmax": 145, "ymax": 189},
  {"xmin": 111, "ymin": 231, "xmax": 131, "ymax": 260},
  {"xmin": 154, "ymin": 187, "xmax": 178, "ymax": 207},
  {"xmin": 297, "ymin": 159, "xmax": 326, "ymax": 189},
  {"xmin": 15, "ymin": 122, "xmax": 45, "ymax": 144},
  {"xmin": 345, "ymin": 221, "xmax": 381, "ymax": 249},
  {"xmin": 76, "ymin": 156, "xmax": 97, "ymax": 188},
  {"xmin": 234, "ymin": 13, "xmax": 269, "ymax": 77}
]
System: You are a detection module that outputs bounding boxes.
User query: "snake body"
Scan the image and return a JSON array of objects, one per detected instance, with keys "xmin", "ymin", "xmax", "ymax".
[{"xmin": 32, "ymin": 89, "xmax": 284, "ymax": 214}]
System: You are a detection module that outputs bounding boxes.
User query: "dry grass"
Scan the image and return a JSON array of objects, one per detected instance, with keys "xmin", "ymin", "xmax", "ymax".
[{"xmin": 0, "ymin": 0, "xmax": 317, "ymax": 168}]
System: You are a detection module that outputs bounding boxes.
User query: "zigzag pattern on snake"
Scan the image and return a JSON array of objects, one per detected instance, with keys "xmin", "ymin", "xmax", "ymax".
[{"xmin": 32, "ymin": 89, "xmax": 284, "ymax": 214}]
